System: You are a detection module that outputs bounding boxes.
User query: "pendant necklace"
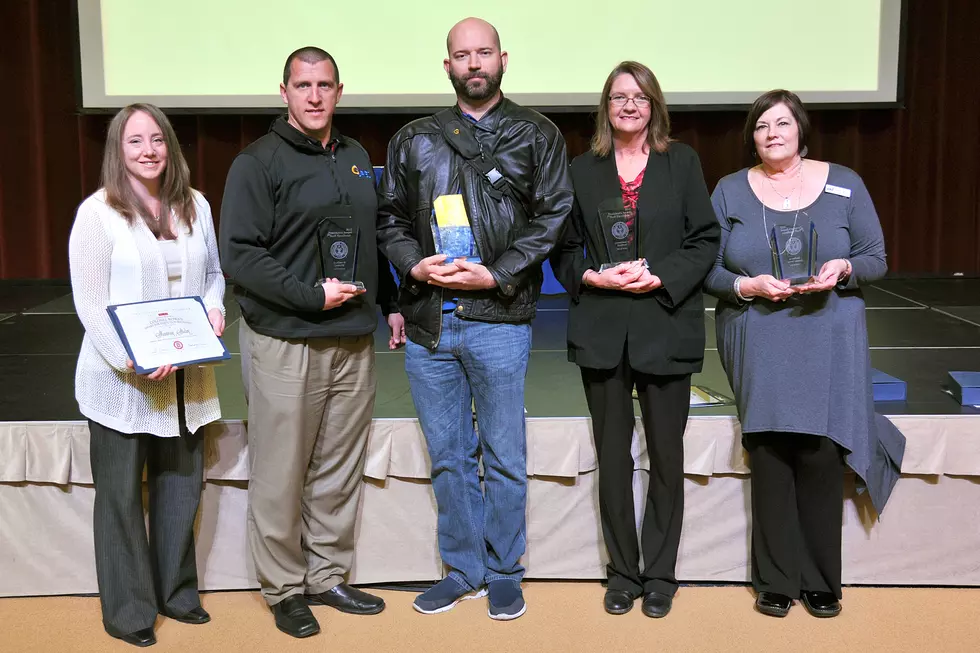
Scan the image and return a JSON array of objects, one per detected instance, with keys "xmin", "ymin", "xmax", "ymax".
[
  {"xmin": 764, "ymin": 160, "xmax": 802, "ymax": 209},
  {"xmin": 762, "ymin": 161, "xmax": 805, "ymax": 255}
]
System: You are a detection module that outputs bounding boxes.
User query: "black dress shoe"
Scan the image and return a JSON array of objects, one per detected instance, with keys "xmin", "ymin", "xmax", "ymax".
[
  {"xmin": 272, "ymin": 595, "xmax": 320, "ymax": 638},
  {"xmin": 111, "ymin": 627, "xmax": 156, "ymax": 647},
  {"xmin": 801, "ymin": 591, "xmax": 842, "ymax": 618},
  {"xmin": 641, "ymin": 592, "xmax": 673, "ymax": 618},
  {"xmin": 603, "ymin": 589, "xmax": 635, "ymax": 615},
  {"xmin": 163, "ymin": 606, "xmax": 211, "ymax": 624},
  {"xmin": 755, "ymin": 591, "xmax": 793, "ymax": 617},
  {"xmin": 306, "ymin": 583, "xmax": 385, "ymax": 615}
]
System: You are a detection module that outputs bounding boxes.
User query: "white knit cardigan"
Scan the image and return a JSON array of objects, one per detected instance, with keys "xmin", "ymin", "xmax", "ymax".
[{"xmin": 68, "ymin": 189, "xmax": 224, "ymax": 437}]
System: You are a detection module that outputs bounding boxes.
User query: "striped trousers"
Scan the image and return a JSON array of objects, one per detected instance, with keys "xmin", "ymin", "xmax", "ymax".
[{"xmin": 88, "ymin": 372, "xmax": 205, "ymax": 635}]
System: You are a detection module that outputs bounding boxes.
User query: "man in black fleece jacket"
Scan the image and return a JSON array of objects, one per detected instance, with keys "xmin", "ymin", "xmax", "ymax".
[{"xmin": 218, "ymin": 46, "xmax": 401, "ymax": 639}]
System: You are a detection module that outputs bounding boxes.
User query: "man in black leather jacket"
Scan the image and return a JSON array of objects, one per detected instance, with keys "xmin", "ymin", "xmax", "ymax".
[{"xmin": 377, "ymin": 17, "xmax": 572, "ymax": 622}]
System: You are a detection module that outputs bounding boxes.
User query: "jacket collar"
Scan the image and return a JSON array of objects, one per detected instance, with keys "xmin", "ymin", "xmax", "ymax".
[
  {"xmin": 452, "ymin": 94, "xmax": 507, "ymax": 132},
  {"xmin": 592, "ymin": 147, "xmax": 664, "ymax": 209},
  {"xmin": 271, "ymin": 116, "xmax": 342, "ymax": 154}
]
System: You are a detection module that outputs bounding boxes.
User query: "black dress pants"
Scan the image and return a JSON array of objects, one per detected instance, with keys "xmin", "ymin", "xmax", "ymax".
[
  {"xmin": 581, "ymin": 351, "xmax": 690, "ymax": 598},
  {"xmin": 89, "ymin": 371, "xmax": 205, "ymax": 635},
  {"xmin": 744, "ymin": 432, "xmax": 845, "ymax": 599}
]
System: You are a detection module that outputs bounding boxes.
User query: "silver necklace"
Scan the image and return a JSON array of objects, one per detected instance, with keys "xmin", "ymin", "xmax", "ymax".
[
  {"xmin": 762, "ymin": 161, "xmax": 805, "ymax": 255},
  {"xmin": 764, "ymin": 160, "xmax": 802, "ymax": 209}
]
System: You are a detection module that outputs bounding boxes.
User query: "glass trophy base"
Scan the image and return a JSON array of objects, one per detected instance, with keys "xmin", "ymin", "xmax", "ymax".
[
  {"xmin": 786, "ymin": 275, "xmax": 812, "ymax": 286},
  {"xmin": 316, "ymin": 278, "xmax": 365, "ymax": 290},
  {"xmin": 599, "ymin": 260, "xmax": 649, "ymax": 272}
]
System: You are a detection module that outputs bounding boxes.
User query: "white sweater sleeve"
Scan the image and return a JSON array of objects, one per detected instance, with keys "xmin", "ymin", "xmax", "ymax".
[
  {"xmin": 197, "ymin": 194, "xmax": 225, "ymax": 315},
  {"xmin": 68, "ymin": 202, "xmax": 131, "ymax": 373}
]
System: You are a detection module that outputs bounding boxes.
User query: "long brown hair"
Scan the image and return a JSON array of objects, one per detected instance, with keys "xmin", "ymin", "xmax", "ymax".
[
  {"xmin": 101, "ymin": 103, "xmax": 196, "ymax": 238},
  {"xmin": 591, "ymin": 61, "xmax": 672, "ymax": 158}
]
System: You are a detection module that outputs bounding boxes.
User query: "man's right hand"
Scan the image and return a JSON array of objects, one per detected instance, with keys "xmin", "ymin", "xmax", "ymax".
[
  {"xmin": 410, "ymin": 254, "xmax": 457, "ymax": 283},
  {"xmin": 322, "ymin": 278, "xmax": 365, "ymax": 310}
]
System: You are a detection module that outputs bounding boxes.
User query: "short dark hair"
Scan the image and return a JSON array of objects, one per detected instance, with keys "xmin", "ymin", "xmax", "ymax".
[
  {"xmin": 743, "ymin": 89, "xmax": 810, "ymax": 158},
  {"xmin": 282, "ymin": 47, "xmax": 339, "ymax": 85}
]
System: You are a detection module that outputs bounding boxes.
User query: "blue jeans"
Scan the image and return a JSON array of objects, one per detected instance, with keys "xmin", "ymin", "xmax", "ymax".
[{"xmin": 405, "ymin": 312, "xmax": 532, "ymax": 591}]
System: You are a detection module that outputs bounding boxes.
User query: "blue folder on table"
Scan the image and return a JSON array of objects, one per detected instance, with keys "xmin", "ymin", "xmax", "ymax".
[
  {"xmin": 947, "ymin": 371, "xmax": 980, "ymax": 405},
  {"xmin": 871, "ymin": 369, "xmax": 907, "ymax": 402}
]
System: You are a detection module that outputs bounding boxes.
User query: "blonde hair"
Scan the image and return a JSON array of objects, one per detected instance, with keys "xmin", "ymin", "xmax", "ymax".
[
  {"xmin": 101, "ymin": 103, "xmax": 196, "ymax": 238},
  {"xmin": 591, "ymin": 61, "xmax": 672, "ymax": 158}
]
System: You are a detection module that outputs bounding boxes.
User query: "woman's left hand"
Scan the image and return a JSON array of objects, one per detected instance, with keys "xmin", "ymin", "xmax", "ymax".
[
  {"xmin": 208, "ymin": 308, "xmax": 225, "ymax": 337},
  {"xmin": 621, "ymin": 269, "xmax": 663, "ymax": 293},
  {"xmin": 127, "ymin": 360, "xmax": 178, "ymax": 381},
  {"xmin": 796, "ymin": 259, "xmax": 849, "ymax": 293}
]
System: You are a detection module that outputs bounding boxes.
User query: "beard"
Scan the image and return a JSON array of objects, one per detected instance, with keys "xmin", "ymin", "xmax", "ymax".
[{"xmin": 449, "ymin": 68, "xmax": 503, "ymax": 101}]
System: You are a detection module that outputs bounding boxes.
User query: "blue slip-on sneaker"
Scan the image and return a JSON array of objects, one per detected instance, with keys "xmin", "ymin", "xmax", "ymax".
[
  {"xmin": 487, "ymin": 579, "xmax": 526, "ymax": 621},
  {"xmin": 413, "ymin": 577, "xmax": 487, "ymax": 615}
]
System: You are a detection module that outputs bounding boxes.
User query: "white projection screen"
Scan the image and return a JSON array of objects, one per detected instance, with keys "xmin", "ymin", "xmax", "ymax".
[{"xmin": 75, "ymin": 0, "xmax": 906, "ymax": 111}]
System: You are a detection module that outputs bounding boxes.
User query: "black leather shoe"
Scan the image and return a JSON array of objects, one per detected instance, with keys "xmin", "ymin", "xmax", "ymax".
[
  {"xmin": 755, "ymin": 592, "xmax": 793, "ymax": 617},
  {"xmin": 603, "ymin": 589, "xmax": 634, "ymax": 615},
  {"xmin": 641, "ymin": 592, "xmax": 673, "ymax": 618},
  {"xmin": 272, "ymin": 595, "xmax": 320, "ymax": 638},
  {"xmin": 801, "ymin": 591, "xmax": 842, "ymax": 618},
  {"xmin": 163, "ymin": 606, "xmax": 211, "ymax": 624},
  {"xmin": 111, "ymin": 627, "xmax": 156, "ymax": 647},
  {"xmin": 306, "ymin": 583, "xmax": 385, "ymax": 615}
]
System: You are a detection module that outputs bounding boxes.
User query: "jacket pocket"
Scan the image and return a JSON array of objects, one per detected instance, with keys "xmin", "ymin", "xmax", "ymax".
[
  {"xmin": 670, "ymin": 309, "xmax": 707, "ymax": 362},
  {"xmin": 398, "ymin": 284, "xmax": 427, "ymax": 322}
]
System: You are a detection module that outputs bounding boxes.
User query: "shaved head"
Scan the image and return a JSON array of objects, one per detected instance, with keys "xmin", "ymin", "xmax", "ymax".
[
  {"xmin": 443, "ymin": 17, "xmax": 507, "ymax": 107},
  {"xmin": 446, "ymin": 17, "xmax": 501, "ymax": 55}
]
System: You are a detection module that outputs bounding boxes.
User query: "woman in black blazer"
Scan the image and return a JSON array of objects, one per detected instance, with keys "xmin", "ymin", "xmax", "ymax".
[{"xmin": 551, "ymin": 61, "xmax": 720, "ymax": 618}]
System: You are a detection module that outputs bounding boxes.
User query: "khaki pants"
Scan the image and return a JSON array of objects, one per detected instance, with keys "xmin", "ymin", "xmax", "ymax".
[{"xmin": 240, "ymin": 320, "xmax": 376, "ymax": 606}]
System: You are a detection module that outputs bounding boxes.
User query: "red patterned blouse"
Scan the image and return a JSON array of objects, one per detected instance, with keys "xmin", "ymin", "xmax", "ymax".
[{"xmin": 620, "ymin": 168, "xmax": 645, "ymax": 244}]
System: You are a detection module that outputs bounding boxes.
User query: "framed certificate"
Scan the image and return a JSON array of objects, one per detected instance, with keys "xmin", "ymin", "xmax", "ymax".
[{"xmin": 106, "ymin": 296, "xmax": 230, "ymax": 374}]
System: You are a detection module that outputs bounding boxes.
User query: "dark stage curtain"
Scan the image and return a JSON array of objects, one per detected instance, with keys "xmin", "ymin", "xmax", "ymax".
[{"xmin": 1, "ymin": 0, "xmax": 977, "ymax": 279}]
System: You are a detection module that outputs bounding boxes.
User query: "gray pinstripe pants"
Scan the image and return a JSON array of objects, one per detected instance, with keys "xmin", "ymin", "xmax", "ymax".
[{"xmin": 88, "ymin": 373, "xmax": 204, "ymax": 635}]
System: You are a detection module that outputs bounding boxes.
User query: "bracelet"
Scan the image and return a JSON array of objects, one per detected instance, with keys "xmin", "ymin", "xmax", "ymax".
[
  {"xmin": 734, "ymin": 276, "xmax": 751, "ymax": 302},
  {"xmin": 838, "ymin": 259, "xmax": 852, "ymax": 283}
]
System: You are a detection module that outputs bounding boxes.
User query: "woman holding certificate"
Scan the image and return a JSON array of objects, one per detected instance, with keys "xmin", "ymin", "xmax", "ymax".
[
  {"xmin": 703, "ymin": 89, "xmax": 904, "ymax": 619},
  {"xmin": 68, "ymin": 103, "xmax": 225, "ymax": 647},
  {"xmin": 550, "ymin": 61, "xmax": 720, "ymax": 618}
]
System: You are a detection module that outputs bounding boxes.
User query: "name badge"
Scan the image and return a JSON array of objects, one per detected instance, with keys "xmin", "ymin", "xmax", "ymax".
[{"xmin": 824, "ymin": 184, "xmax": 852, "ymax": 198}]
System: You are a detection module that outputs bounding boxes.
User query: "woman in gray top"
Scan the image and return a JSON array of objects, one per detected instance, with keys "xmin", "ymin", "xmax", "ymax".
[{"xmin": 704, "ymin": 90, "xmax": 904, "ymax": 620}]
